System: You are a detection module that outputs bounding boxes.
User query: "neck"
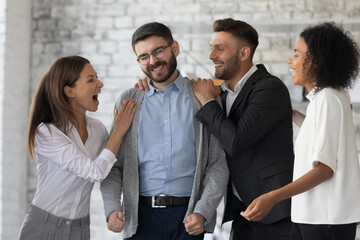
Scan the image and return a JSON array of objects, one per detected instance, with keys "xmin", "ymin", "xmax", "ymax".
[
  {"xmin": 304, "ymin": 77, "xmax": 317, "ymax": 93},
  {"xmin": 72, "ymin": 110, "xmax": 86, "ymax": 129},
  {"xmin": 152, "ymin": 70, "xmax": 179, "ymax": 91},
  {"xmin": 226, "ymin": 62, "xmax": 253, "ymax": 91}
]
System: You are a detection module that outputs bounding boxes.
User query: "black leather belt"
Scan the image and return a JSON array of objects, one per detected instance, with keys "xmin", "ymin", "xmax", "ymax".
[{"xmin": 139, "ymin": 195, "xmax": 190, "ymax": 208}]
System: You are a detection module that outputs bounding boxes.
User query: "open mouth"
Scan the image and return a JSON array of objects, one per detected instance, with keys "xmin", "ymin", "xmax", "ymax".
[
  {"xmin": 213, "ymin": 61, "xmax": 224, "ymax": 69},
  {"xmin": 152, "ymin": 65, "xmax": 163, "ymax": 71},
  {"xmin": 150, "ymin": 63, "xmax": 166, "ymax": 73},
  {"xmin": 289, "ymin": 68, "xmax": 296, "ymax": 76},
  {"xmin": 93, "ymin": 94, "xmax": 99, "ymax": 103}
]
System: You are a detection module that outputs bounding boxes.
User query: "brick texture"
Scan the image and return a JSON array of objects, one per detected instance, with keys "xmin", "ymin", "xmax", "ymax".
[{"xmin": 0, "ymin": 0, "xmax": 359, "ymax": 239}]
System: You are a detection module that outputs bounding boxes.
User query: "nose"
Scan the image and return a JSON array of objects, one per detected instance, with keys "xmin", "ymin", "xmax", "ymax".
[
  {"xmin": 97, "ymin": 79, "xmax": 104, "ymax": 88},
  {"xmin": 149, "ymin": 54, "xmax": 158, "ymax": 65},
  {"xmin": 209, "ymin": 49, "xmax": 216, "ymax": 60},
  {"xmin": 288, "ymin": 57, "xmax": 292, "ymax": 65}
]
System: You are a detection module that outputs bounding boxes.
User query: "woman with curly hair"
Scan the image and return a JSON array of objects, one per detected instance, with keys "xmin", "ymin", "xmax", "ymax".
[{"xmin": 240, "ymin": 22, "xmax": 360, "ymax": 240}]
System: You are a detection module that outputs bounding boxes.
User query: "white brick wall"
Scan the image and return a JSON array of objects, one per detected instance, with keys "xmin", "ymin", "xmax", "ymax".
[
  {"xmin": 0, "ymin": 0, "xmax": 6, "ymax": 238},
  {"xmin": 0, "ymin": 0, "xmax": 31, "ymax": 239},
  {"xmin": 0, "ymin": 0, "xmax": 359, "ymax": 239}
]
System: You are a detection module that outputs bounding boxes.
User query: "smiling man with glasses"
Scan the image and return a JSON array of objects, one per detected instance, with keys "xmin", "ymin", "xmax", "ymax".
[{"xmin": 100, "ymin": 22, "xmax": 229, "ymax": 240}]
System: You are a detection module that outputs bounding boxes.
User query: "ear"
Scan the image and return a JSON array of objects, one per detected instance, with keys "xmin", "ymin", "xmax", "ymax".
[
  {"xmin": 239, "ymin": 46, "xmax": 251, "ymax": 61},
  {"xmin": 171, "ymin": 40, "xmax": 180, "ymax": 57},
  {"xmin": 64, "ymin": 86, "xmax": 75, "ymax": 98}
]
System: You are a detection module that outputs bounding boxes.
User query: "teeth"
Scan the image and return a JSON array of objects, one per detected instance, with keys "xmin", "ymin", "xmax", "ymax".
[
  {"xmin": 289, "ymin": 69, "xmax": 296, "ymax": 76},
  {"xmin": 153, "ymin": 65, "xmax": 162, "ymax": 71}
]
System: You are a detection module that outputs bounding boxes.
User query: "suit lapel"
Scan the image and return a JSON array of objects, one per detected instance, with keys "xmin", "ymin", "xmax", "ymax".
[{"xmin": 228, "ymin": 64, "xmax": 266, "ymax": 116}]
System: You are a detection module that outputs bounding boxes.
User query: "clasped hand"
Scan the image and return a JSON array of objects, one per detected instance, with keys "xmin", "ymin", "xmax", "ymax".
[
  {"xmin": 134, "ymin": 77, "xmax": 221, "ymax": 106},
  {"xmin": 190, "ymin": 78, "xmax": 221, "ymax": 105}
]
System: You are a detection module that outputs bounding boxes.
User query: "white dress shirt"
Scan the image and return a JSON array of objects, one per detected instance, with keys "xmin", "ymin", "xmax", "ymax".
[
  {"xmin": 292, "ymin": 87, "xmax": 360, "ymax": 224},
  {"xmin": 32, "ymin": 116, "xmax": 116, "ymax": 219},
  {"xmin": 220, "ymin": 64, "xmax": 258, "ymax": 201}
]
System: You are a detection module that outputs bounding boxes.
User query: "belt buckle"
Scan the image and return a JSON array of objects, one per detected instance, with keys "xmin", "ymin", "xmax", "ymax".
[{"xmin": 151, "ymin": 194, "xmax": 166, "ymax": 208}]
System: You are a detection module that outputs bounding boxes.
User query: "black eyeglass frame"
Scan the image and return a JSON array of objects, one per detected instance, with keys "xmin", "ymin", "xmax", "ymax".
[{"xmin": 136, "ymin": 42, "xmax": 173, "ymax": 65}]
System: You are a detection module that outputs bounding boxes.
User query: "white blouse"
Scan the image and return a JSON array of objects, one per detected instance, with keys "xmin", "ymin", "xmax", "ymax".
[
  {"xmin": 32, "ymin": 117, "xmax": 116, "ymax": 219},
  {"xmin": 292, "ymin": 87, "xmax": 360, "ymax": 224}
]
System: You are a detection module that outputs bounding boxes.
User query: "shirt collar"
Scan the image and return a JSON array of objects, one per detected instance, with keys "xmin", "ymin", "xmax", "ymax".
[
  {"xmin": 306, "ymin": 87, "xmax": 320, "ymax": 101},
  {"xmin": 147, "ymin": 71, "xmax": 186, "ymax": 96},
  {"xmin": 220, "ymin": 64, "xmax": 258, "ymax": 93}
]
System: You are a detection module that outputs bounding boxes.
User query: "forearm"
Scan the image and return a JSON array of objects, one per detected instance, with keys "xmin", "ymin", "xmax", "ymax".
[
  {"xmin": 194, "ymin": 136, "xmax": 229, "ymax": 220},
  {"xmin": 100, "ymin": 165, "xmax": 123, "ymax": 218},
  {"xmin": 292, "ymin": 109, "xmax": 306, "ymax": 127},
  {"xmin": 270, "ymin": 162, "xmax": 333, "ymax": 204},
  {"xmin": 105, "ymin": 132, "xmax": 124, "ymax": 155}
]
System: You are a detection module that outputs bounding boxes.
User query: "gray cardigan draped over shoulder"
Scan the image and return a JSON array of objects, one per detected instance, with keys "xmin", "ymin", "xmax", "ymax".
[{"xmin": 100, "ymin": 80, "xmax": 229, "ymax": 238}]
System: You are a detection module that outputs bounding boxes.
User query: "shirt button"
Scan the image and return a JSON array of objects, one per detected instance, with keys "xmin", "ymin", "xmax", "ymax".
[{"xmin": 66, "ymin": 220, "xmax": 71, "ymax": 226}]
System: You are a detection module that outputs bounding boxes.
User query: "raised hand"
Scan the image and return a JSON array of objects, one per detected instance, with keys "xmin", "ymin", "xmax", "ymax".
[
  {"xmin": 134, "ymin": 76, "xmax": 150, "ymax": 91},
  {"xmin": 112, "ymin": 99, "xmax": 137, "ymax": 137},
  {"xmin": 190, "ymin": 78, "xmax": 221, "ymax": 105}
]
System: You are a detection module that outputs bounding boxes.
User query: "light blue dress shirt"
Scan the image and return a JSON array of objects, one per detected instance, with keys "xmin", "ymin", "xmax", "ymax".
[{"xmin": 138, "ymin": 73, "xmax": 196, "ymax": 197}]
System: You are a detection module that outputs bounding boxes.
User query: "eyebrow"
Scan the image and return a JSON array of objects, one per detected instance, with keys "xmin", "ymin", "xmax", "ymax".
[
  {"xmin": 86, "ymin": 74, "xmax": 96, "ymax": 78},
  {"xmin": 137, "ymin": 45, "xmax": 166, "ymax": 57},
  {"xmin": 210, "ymin": 43, "xmax": 225, "ymax": 48}
]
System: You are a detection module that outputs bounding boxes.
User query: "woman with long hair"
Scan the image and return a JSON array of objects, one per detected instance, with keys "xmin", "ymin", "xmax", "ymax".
[{"xmin": 19, "ymin": 56, "xmax": 136, "ymax": 239}]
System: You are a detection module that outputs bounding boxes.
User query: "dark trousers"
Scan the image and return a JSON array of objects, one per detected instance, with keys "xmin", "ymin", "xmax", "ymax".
[
  {"xmin": 125, "ymin": 204, "xmax": 204, "ymax": 240},
  {"xmin": 290, "ymin": 222, "xmax": 357, "ymax": 240},
  {"xmin": 230, "ymin": 214, "xmax": 292, "ymax": 240}
]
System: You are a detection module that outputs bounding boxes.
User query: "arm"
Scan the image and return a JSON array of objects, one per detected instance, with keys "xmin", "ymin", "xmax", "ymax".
[
  {"xmin": 35, "ymin": 100, "xmax": 136, "ymax": 183},
  {"xmin": 240, "ymin": 162, "xmax": 333, "ymax": 221},
  {"xmin": 196, "ymin": 80, "xmax": 291, "ymax": 156},
  {"xmin": 293, "ymin": 109, "xmax": 306, "ymax": 127},
  {"xmin": 100, "ymin": 158, "xmax": 124, "ymax": 231},
  {"xmin": 186, "ymin": 133, "xmax": 229, "ymax": 234},
  {"xmin": 242, "ymin": 91, "xmax": 342, "ymax": 221},
  {"xmin": 100, "ymin": 94, "xmax": 136, "ymax": 232}
]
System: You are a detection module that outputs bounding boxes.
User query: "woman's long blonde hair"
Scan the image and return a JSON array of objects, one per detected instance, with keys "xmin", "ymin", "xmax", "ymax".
[{"xmin": 28, "ymin": 56, "xmax": 90, "ymax": 158}]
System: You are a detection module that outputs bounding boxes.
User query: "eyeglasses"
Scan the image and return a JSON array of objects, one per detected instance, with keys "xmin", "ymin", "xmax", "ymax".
[{"xmin": 137, "ymin": 42, "xmax": 173, "ymax": 65}]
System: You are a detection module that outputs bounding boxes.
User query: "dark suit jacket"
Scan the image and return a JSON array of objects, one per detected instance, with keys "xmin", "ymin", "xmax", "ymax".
[{"xmin": 196, "ymin": 64, "xmax": 294, "ymax": 224}]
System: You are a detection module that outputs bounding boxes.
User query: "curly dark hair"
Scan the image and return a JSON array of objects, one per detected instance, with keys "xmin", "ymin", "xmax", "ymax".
[{"xmin": 300, "ymin": 22, "xmax": 359, "ymax": 90}]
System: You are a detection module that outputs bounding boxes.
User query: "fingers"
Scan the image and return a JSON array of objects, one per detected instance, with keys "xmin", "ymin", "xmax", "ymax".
[
  {"xmin": 137, "ymin": 77, "xmax": 150, "ymax": 91},
  {"xmin": 116, "ymin": 99, "xmax": 137, "ymax": 119},
  {"xmin": 112, "ymin": 99, "xmax": 137, "ymax": 136},
  {"xmin": 138, "ymin": 79, "xmax": 145, "ymax": 90},
  {"xmin": 108, "ymin": 211, "xmax": 125, "ymax": 233},
  {"xmin": 184, "ymin": 213, "xmax": 204, "ymax": 236},
  {"xmin": 119, "ymin": 99, "xmax": 135, "ymax": 112},
  {"xmin": 240, "ymin": 203, "xmax": 263, "ymax": 222}
]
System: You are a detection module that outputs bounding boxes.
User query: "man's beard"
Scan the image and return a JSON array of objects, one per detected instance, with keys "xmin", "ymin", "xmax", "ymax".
[
  {"xmin": 215, "ymin": 53, "xmax": 240, "ymax": 80},
  {"xmin": 143, "ymin": 52, "xmax": 177, "ymax": 83}
]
